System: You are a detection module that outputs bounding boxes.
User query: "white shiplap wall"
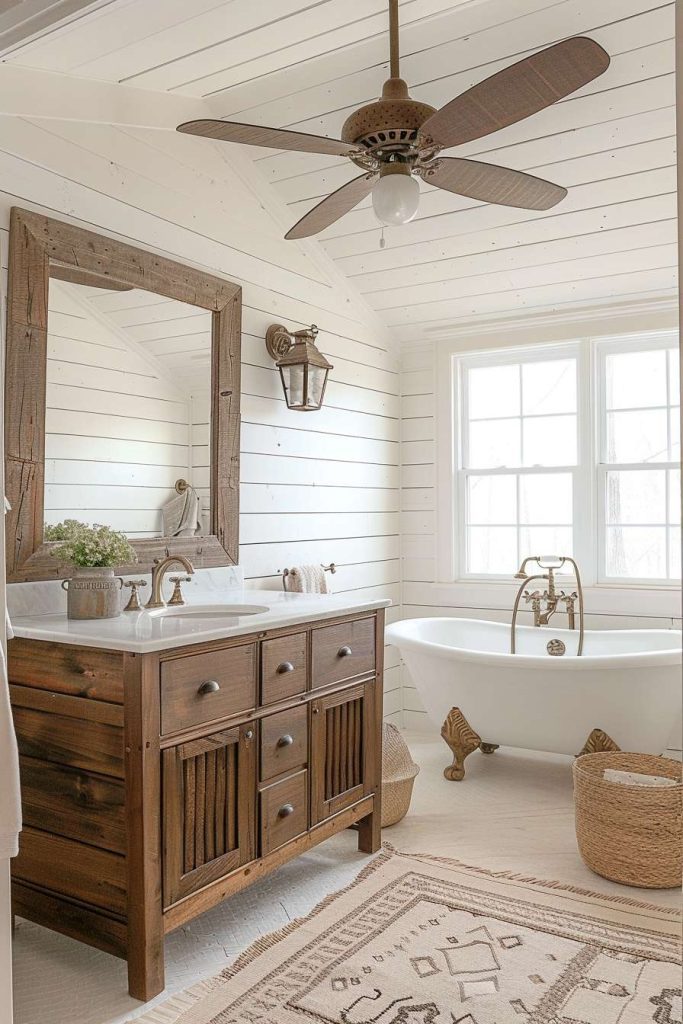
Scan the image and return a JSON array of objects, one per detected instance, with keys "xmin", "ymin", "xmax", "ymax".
[
  {"xmin": 0, "ymin": 117, "xmax": 402, "ymax": 722},
  {"xmin": 399, "ymin": 309, "xmax": 682, "ymax": 752},
  {"xmin": 45, "ymin": 280, "xmax": 194, "ymax": 537}
]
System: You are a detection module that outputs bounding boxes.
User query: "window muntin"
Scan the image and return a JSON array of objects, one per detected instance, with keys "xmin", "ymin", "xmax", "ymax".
[{"xmin": 455, "ymin": 335, "xmax": 680, "ymax": 585}]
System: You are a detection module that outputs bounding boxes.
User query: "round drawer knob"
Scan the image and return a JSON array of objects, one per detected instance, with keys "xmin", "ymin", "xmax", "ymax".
[
  {"xmin": 276, "ymin": 661, "xmax": 295, "ymax": 674},
  {"xmin": 338, "ymin": 645, "xmax": 353, "ymax": 658},
  {"xmin": 244, "ymin": 729, "xmax": 254, "ymax": 740},
  {"xmin": 277, "ymin": 734, "xmax": 294, "ymax": 748},
  {"xmin": 278, "ymin": 803, "xmax": 294, "ymax": 818},
  {"xmin": 198, "ymin": 679, "xmax": 220, "ymax": 695}
]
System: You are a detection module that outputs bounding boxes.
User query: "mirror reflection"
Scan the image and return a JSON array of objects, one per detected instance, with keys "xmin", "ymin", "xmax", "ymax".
[{"xmin": 44, "ymin": 273, "xmax": 212, "ymax": 540}]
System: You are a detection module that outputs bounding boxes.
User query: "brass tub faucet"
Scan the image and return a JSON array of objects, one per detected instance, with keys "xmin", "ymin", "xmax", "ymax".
[{"xmin": 510, "ymin": 555, "xmax": 584, "ymax": 656}]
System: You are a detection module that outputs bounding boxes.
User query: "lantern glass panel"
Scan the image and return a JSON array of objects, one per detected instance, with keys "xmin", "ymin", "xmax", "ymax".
[
  {"xmin": 307, "ymin": 365, "xmax": 327, "ymax": 408},
  {"xmin": 282, "ymin": 363, "xmax": 304, "ymax": 408}
]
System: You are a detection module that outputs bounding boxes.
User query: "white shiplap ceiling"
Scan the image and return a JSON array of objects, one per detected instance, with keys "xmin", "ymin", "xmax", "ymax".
[{"xmin": 4, "ymin": 0, "xmax": 677, "ymax": 340}]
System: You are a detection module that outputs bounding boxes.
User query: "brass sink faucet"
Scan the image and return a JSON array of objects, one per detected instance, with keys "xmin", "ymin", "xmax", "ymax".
[{"xmin": 145, "ymin": 555, "xmax": 195, "ymax": 609}]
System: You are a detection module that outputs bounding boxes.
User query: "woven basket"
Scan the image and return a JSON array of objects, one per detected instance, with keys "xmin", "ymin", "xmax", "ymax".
[
  {"xmin": 382, "ymin": 722, "xmax": 420, "ymax": 828},
  {"xmin": 573, "ymin": 752, "xmax": 682, "ymax": 889}
]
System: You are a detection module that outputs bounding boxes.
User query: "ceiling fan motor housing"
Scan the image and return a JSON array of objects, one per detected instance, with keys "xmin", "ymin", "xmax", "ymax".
[{"xmin": 341, "ymin": 78, "xmax": 436, "ymax": 161}]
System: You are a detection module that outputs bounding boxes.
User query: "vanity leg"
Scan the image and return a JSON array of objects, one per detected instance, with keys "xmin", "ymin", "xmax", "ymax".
[
  {"xmin": 124, "ymin": 653, "xmax": 165, "ymax": 1001},
  {"xmin": 357, "ymin": 810, "xmax": 381, "ymax": 854},
  {"xmin": 577, "ymin": 728, "xmax": 620, "ymax": 757},
  {"xmin": 441, "ymin": 707, "xmax": 481, "ymax": 781}
]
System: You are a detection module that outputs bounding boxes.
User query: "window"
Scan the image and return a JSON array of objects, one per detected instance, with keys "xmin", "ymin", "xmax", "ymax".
[{"xmin": 455, "ymin": 334, "xmax": 680, "ymax": 585}]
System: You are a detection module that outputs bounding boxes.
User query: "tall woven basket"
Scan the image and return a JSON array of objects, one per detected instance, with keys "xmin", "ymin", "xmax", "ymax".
[
  {"xmin": 382, "ymin": 723, "xmax": 419, "ymax": 828},
  {"xmin": 573, "ymin": 752, "xmax": 682, "ymax": 889}
]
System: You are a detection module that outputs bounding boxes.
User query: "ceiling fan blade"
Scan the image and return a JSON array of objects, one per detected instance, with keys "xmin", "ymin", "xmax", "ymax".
[
  {"xmin": 177, "ymin": 119, "xmax": 354, "ymax": 157},
  {"xmin": 420, "ymin": 36, "xmax": 610, "ymax": 150},
  {"xmin": 425, "ymin": 157, "xmax": 566, "ymax": 210},
  {"xmin": 285, "ymin": 174, "xmax": 377, "ymax": 240}
]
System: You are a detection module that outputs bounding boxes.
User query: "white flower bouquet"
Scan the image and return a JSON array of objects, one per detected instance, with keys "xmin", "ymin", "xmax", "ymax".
[{"xmin": 45, "ymin": 519, "xmax": 136, "ymax": 568}]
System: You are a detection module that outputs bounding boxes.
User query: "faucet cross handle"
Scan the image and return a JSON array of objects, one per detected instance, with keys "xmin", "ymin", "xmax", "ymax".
[
  {"xmin": 123, "ymin": 579, "xmax": 147, "ymax": 612},
  {"xmin": 168, "ymin": 575, "xmax": 192, "ymax": 607}
]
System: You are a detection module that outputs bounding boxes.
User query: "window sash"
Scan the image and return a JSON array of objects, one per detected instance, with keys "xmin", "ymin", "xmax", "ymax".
[
  {"xmin": 457, "ymin": 465, "xmax": 581, "ymax": 580},
  {"xmin": 597, "ymin": 463, "xmax": 679, "ymax": 584},
  {"xmin": 596, "ymin": 335, "xmax": 679, "ymax": 584}
]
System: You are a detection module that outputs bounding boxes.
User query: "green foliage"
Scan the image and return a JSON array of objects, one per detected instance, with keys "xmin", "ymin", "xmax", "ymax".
[{"xmin": 45, "ymin": 520, "xmax": 136, "ymax": 568}]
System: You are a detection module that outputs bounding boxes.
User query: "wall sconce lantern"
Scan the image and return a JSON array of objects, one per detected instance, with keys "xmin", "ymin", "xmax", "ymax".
[{"xmin": 265, "ymin": 323, "xmax": 333, "ymax": 412}]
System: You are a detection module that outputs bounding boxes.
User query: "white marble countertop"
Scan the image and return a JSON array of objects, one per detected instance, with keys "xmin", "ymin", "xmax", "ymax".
[{"xmin": 9, "ymin": 588, "xmax": 391, "ymax": 654}]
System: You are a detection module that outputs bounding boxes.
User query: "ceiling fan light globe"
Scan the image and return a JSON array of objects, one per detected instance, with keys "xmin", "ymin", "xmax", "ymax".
[{"xmin": 372, "ymin": 173, "xmax": 419, "ymax": 226}]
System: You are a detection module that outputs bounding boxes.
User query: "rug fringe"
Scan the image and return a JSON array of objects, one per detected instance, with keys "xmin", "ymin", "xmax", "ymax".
[
  {"xmin": 389, "ymin": 844, "xmax": 682, "ymax": 916},
  {"xmin": 127, "ymin": 982, "xmax": 217, "ymax": 1024},
  {"xmin": 217, "ymin": 845, "xmax": 393, "ymax": 980}
]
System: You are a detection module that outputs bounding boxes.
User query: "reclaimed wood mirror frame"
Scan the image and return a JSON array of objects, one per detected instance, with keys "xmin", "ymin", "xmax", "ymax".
[{"xmin": 5, "ymin": 207, "xmax": 241, "ymax": 583}]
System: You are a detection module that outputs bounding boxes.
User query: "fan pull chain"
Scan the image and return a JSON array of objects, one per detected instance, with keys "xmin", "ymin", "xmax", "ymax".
[{"xmin": 379, "ymin": 227, "xmax": 386, "ymax": 249}]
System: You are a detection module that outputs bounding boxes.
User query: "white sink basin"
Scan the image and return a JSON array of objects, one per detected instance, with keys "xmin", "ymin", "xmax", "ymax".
[{"xmin": 153, "ymin": 604, "xmax": 269, "ymax": 620}]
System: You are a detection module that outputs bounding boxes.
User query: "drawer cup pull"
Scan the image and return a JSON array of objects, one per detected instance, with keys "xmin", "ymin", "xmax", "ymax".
[
  {"xmin": 276, "ymin": 661, "xmax": 295, "ymax": 674},
  {"xmin": 276, "ymin": 734, "xmax": 294, "ymax": 748},
  {"xmin": 197, "ymin": 679, "xmax": 220, "ymax": 695},
  {"xmin": 278, "ymin": 803, "xmax": 294, "ymax": 818},
  {"xmin": 338, "ymin": 645, "xmax": 353, "ymax": 658}
]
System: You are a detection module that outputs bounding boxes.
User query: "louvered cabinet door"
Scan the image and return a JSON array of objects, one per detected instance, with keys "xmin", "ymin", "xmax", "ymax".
[
  {"xmin": 162, "ymin": 723, "xmax": 256, "ymax": 907},
  {"xmin": 310, "ymin": 683, "xmax": 372, "ymax": 826}
]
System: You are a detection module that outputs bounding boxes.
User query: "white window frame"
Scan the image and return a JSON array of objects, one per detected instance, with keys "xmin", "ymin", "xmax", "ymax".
[{"xmin": 448, "ymin": 331, "xmax": 680, "ymax": 590}]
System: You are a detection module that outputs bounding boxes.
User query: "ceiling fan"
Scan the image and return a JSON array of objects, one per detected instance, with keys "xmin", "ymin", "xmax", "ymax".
[{"xmin": 177, "ymin": 1, "xmax": 610, "ymax": 240}]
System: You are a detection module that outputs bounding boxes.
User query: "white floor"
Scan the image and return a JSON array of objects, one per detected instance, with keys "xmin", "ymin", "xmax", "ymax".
[{"xmin": 11, "ymin": 733, "xmax": 681, "ymax": 1024}]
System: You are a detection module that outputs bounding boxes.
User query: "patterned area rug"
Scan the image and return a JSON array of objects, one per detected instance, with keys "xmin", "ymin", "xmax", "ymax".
[{"xmin": 139, "ymin": 845, "xmax": 682, "ymax": 1024}]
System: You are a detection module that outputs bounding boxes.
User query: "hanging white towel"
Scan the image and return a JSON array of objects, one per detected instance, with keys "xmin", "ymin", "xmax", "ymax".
[
  {"xmin": 1, "ymin": 495, "xmax": 20, "ymax": 857},
  {"xmin": 4, "ymin": 499, "xmax": 11, "ymax": 640},
  {"xmin": 162, "ymin": 487, "xmax": 202, "ymax": 537},
  {"xmin": 0, "ymin": 641, "xmax": 20, "ymax": 859},
  {"xmin": 285, "ymin": 565, "xmax": 328, "ymax": 594}
]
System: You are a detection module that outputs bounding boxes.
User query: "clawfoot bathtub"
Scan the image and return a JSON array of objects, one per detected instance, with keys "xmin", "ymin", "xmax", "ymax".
[{"xmin": 386, "ymin": 617, "xmax": 682, "ymax": 780}]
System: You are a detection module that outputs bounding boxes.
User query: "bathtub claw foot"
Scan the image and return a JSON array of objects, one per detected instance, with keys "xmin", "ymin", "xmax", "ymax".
[
  {"xmin": 441, "ymin": 708, "xmax": 481, "ymax": 781},
  {"xmin": 479, "ymin": 742, "xmax": 499, "ymax": 754},
  {"xmin": 577, "ymin": 728, "xmax": 621, "ymax": 757}
]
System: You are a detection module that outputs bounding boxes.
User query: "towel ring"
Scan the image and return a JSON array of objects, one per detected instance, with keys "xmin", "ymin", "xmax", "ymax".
[{"xmin": 282, "ymin": 563, "xmax": 336, "ymax": 591}]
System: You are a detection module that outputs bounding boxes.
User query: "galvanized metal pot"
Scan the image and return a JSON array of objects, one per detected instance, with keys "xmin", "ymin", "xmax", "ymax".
[{"xmin": 62, "ymin": 567, "xmax": 123, "ymax": 619}]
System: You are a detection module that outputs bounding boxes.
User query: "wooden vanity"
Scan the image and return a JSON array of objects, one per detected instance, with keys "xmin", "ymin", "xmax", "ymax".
[{"xmin": 8, "ymin": 608, "xmax": 384, "ymax": 1000}]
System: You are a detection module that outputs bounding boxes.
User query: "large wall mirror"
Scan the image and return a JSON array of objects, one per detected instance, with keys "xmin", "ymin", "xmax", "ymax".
[{"xmin": 5, "ymin": 208, "xmax": 241, "ymax": 582}]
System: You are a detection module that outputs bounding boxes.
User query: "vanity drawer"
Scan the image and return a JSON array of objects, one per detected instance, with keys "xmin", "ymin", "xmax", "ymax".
[
  {"xmin": 260, "ymin": 705, "xmax": 308, "ymax": 783},
  {"xmin": 311, "ymin": 618, "xmax": 375, "ymax": 688},
  {"xmin": 160, "ymin": 645, "xmax": 257, "ymax": 735},
  {"xmin": 261, "ymin": 633, "xmax": 307, "ymax": 705},
  {"xmin": 260, "ymin": 771, "xmax": 308, "ymax": 856}
]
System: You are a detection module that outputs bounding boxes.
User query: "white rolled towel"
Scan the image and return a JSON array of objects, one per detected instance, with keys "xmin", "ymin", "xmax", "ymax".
[
  {"xmin": 603, "ymin": 768, "xmax": 676, "ymax": 788},
  {"xmin": 284, "ymin": 565, "xmax": 329, "ymax": 594}
]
